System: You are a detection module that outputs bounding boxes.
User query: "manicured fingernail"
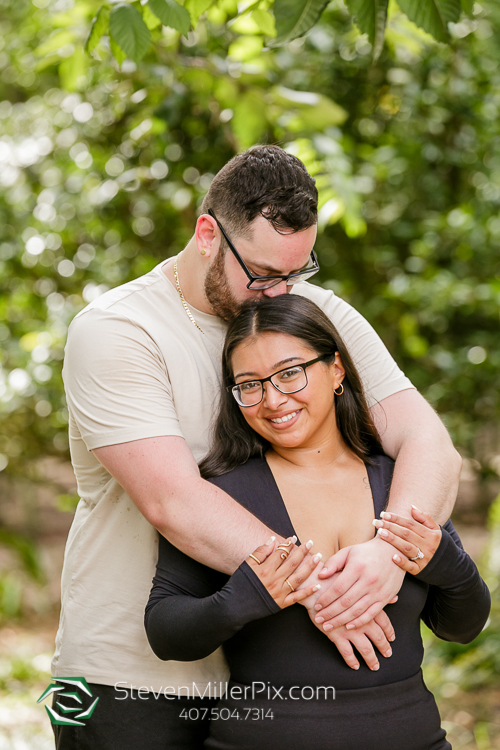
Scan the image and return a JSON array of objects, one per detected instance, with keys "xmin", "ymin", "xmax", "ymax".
[
  {"xmin": 378, "ymin": 529, "xmax": 389, "ymax": 538},
  {"xmin": 306, "ymin": 539, "xmax": 314, "ymax": 550},
  {"xmin": 393, "ymin": 554, "xmax": 401, "ymax": 563},
  {"xmin": 411, "ymin": 504, "xmax": 423, "ymax": 512},
  {"xmin": 385, "ymin": 648, "xmax": 392, "ymax": 657},
  {"xmin": 266, "ymin": 536, "xmax": 276, "ymax": 545},
  {"xmin": 372, "ymin": 519, "xmax": 383, "ymax": 528},
  {"xmin": 313, "ymin": 553, "xmax": 323, "ymax": 563},
  {"xmin": 313, "ymin": 584, "xmax": 321, "ymax": 591},
  {"xmin": 346, "ymin": 623, "xmax": 355, "ymax": 630},
  {"xmin": 380, "ymin": 511, "xmax": 391, "ymax": 519},
  {"xmin": 315, "ymin": 616, "xmax": 324, "ymax": 624},
  {"xmin": 291, "ymin": 535, "xmax": 297, "ymax": 543}
]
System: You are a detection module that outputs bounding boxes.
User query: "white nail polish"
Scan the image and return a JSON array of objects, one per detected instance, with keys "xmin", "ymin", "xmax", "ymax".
[
  {"xmin": 306, "ymin": 539, "xmax": 314, "ymax": 550},
  {"xmin": 313, "ymin": 584, "xmax": 321, "ymax": 591},
  {"xmin": 291, "ymin": 535, "xmax": 297, "ymax": 543},
  {"xmin": 380, "ymin": 511, "xmax": 391, "ymax": 520},
  {"xmin": 266, "ymin": 536, "xmax": 276, "ymax": 545},
  {"xmin": 313, "ymin": 553, "xmax": 323, "ymax": 563}
]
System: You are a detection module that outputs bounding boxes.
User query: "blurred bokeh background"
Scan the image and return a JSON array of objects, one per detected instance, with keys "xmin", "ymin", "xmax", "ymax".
[{"xmin": 0, "ymin": 0, "xmax": 499, "ymax": 746}]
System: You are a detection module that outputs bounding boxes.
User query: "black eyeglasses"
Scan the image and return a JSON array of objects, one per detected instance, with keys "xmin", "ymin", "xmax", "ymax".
[
  {"xmin": 228, "ymin": 354, "xmax": 335, "ymax": 407},
  {"xmin": 208, "ymin": 209, "xmax": 320, "ymax": 290}
]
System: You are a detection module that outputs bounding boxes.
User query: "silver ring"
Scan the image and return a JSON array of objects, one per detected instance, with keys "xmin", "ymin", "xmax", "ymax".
[{"xmin": 409, "ymin": 547, "xmax": 424, "ymax": 562}]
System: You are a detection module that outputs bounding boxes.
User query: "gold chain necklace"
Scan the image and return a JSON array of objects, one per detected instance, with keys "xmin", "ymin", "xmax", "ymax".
[{"xmin": 173, "ymin": 257, "xmax": 204, "ymax": 334}]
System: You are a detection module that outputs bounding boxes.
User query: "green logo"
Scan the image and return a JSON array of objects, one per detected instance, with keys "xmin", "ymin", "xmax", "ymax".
[{"xmin": 37, "ymin": 677, "xmax": 99, "ymax": 726}]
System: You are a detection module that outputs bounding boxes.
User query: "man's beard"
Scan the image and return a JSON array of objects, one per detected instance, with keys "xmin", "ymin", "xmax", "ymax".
[{"xmin": 204, "ymin": 248, "xmax": 242, "ymax": 322}]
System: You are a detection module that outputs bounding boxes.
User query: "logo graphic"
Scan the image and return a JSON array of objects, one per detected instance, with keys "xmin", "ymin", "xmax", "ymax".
[{"xmin": 38, "ymin": 677, "xmax": 99, "ymax": 726}]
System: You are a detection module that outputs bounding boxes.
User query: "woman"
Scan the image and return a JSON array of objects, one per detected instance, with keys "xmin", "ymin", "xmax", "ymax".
[{"xmin": 145, "ymin": 295, "xmax": 490, "ymax": 750}]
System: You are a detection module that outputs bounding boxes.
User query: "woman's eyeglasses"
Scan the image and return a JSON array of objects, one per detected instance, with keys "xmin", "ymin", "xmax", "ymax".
[
  {"xmin": 208, "ymin": 209, "xmax": 320, "ymax": 290},
  {"xmin": 229, "ymin": 354, "xmax": 335, "ymax": 407}
]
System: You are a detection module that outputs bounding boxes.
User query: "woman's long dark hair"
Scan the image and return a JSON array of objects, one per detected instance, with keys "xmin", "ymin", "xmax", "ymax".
[{"xmin": 200, "ymin": 295, "xmax": 383, "ymax": 479}]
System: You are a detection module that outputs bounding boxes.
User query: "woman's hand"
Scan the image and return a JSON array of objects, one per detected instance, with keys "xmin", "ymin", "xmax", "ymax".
[
  {"xmin": 373, "ymin": 505, "xmax": 442, "ymax": 574},
  {"xmin": 246, "ymin": 536, "xmax": 323, "ymax": 609}
]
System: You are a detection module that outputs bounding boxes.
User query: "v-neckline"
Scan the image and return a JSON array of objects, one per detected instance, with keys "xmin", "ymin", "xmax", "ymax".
[{"xmin": 261, "ymin": 455, "xmax": 382, "ymax": 548}]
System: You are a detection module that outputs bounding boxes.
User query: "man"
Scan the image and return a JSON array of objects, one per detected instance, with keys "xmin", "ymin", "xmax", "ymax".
[{"xmin": 52, "ymin": 145, "xmax": 461, "ymax": 748}]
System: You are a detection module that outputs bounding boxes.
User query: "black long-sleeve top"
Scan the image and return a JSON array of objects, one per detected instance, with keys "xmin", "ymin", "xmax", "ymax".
[{"xmin": 145, "ymin": 455, "xmax": 490, "ymax": 692}]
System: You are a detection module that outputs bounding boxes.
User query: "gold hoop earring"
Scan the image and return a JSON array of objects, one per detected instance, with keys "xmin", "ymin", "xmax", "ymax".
[{"xmin": 334, "ymin": 384, "xmax": 344, "ymax": 396}]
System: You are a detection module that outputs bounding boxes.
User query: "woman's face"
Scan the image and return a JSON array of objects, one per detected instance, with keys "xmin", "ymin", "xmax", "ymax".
[{"xmin": 231, "ymin": 332, "xmax": 345, "ymax": 450}]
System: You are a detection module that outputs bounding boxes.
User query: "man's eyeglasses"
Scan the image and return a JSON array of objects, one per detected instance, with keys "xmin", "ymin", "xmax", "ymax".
[
  {"xmin": 228, "ymin": 354, "xmax": 335, "ymax": 407},
  {"xmin": 208, "ymin": 209, "xmax": 320, "ymax": 291}
]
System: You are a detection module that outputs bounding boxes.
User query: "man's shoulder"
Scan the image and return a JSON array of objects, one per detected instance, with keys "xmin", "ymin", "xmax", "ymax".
[
  {"xmin": 75, "ymin": 263, "xmax": 168, "ymax": 321},
  {"xmin": 291, "ymin": 281, "xmax": 335, "ymax": 307}
]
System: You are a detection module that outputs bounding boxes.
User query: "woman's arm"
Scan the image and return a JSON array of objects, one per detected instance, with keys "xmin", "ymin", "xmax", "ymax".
[
  {"xmin": 374, "ymin": 508, "xmax": 491, "ymax": 644},
  {"xmin": 144, "ymin": 535, "xmax": 280, "ymax": 662},
  {"xmin": 145, "ymin": 535, "xmax": 320, "ymax": 662},
  {"xmin": 417, "ymin": 521, "xmax": 491, "ymax": 643}
]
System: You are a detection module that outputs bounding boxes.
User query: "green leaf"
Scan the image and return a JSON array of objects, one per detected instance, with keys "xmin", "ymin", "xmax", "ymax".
[
  {"xmin": 271, "ymin": 0, "xmax": 330, "ymax": 46},
  {"xmin": 231, "ymin": 90, "xmax": 268, "ymax": 149},
  {"xmin": 85, "ymin": 6, "xmax": 109, "ymax": 54},
  {"xmin": 109, "ymin": 4, "xmax": 151, "ymax": 62},
  {"xmin": 34, "ymin": 29, "xmax": 76, "ymax": 57},
  {"xmin": 396, "ymin": 0, "xmax": 462, "ymax": 42},
  {"xmin": 148, "ymin": 0, "xmax": 191, "ymax": 35},
  {"xmin": 345, "ymin": 0, "xmax": 389, "ymax": 59},
  {"xmin": 251, "ymin": 9, "xmax": 277, "ymax": 36},
  {"xmin": 273, "ymin": 86, "xmax": 348, "ymax": 129},
  {"xmin": 110, "ymin": 37, "xmax": 127, "ymax": 66},
  {"xmin": 228, "ymin": 35, "xmax": 264, "ymax": 60},
  {"xmin": 184, "ymin": 0, "xmax": 213, "ymax": 25},
  {"xmin": 142, "ymin": 3, "xmax": 162, "ymax": 30},
  {"xmin": 59, "ymin": 47, "xmax": 88, "ymax": 91},
  {"xmin": 460, "ymin": 0, "xmax": 474, "ymax": 16}
]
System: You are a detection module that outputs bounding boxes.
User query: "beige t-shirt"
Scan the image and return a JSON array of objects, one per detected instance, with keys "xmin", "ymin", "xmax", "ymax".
[{"xmin": 52, "ymin": 258, "xmax": 413, "ymax": 694}]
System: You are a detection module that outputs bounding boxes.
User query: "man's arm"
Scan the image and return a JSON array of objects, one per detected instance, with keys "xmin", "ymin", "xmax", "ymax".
[
  {"xmin": 94, "ymin": 435, "xmax": 280, "ymax": 575},
  {"xmin": 372, "ymin": 388, "xmax": 461, "ymax": 523},
  {"xmin": 311, "ymin": 389, "xmax": 462, "ymax": 630}
]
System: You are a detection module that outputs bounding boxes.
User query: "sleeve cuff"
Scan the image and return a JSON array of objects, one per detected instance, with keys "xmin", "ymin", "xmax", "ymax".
[
  {"xmin": 218, "ymin": 561, "xmax": 281, "ymax": 629},
  {"xmin": 414, "ymin": 527, "xmax": 465, "ymax": 587}
]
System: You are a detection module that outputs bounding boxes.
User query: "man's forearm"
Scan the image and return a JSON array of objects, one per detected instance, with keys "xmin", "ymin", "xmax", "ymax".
[
  {"xmin": 155, "ymin": 476, "xmax": 280, "ymax": 575},
  {"xmin": 372, "ymin": 390, "xmax": 461, "ymax": 525},
  {"xmin": 384, "ymin": 433, "xmax": 460, "ymax": 524}
]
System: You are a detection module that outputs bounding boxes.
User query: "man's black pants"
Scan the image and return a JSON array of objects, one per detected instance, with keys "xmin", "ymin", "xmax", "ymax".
[{"xmin": 51, "ymin": 683, "xmax": 217, "ymax": 749}]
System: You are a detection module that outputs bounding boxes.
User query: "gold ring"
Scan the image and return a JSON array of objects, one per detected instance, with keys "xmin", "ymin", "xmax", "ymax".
[
  {"xmin": 284, "ymin": 578, "xmax": 295, "ymax": 593},
  {"xmin": 249, "ymin": 554, "xmax": 261, "ymax": 565}
]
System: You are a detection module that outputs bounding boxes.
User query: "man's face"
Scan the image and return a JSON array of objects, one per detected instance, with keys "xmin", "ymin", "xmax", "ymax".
[{"xmin": 204, "ymin": 215, "xmax": 318, "ymax": 322}]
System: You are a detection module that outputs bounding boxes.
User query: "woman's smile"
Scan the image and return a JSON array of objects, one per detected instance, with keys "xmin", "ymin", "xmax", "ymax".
[{"xmin": 267, "ymin": 408, "xmax": 302, "ymax": 427}]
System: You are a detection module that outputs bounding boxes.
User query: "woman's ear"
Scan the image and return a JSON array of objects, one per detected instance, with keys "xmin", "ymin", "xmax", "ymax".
[{"xmin": 331, "ymin": 352, "xmax": 345, "ymax": 391}]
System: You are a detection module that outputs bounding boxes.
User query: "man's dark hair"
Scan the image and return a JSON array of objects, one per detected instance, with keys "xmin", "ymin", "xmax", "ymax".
[
  {"xmin": 199, "ymin": 295, "xmax": 382, "ymax": 479},
  {"xmin": 200, "ymin": 145, "xmax": 318, "ymax": 240}
]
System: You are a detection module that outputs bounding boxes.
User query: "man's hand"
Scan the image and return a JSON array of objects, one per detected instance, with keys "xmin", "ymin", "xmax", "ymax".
[
  {"xmin": 296, "ymin": 547, "xmax": 396, "ymax": 670},
  {"xmin": 312, "ymin": 537, "xmax": 405, "ymax": 630}
]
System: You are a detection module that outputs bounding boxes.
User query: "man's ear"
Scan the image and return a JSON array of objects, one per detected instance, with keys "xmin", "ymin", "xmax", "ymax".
[{"xmin": 195, "ymin": 214, "xmax": 219, "ymax": 258}]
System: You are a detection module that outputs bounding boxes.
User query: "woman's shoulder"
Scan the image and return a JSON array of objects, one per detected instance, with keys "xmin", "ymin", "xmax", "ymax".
[
  {"xmin": 207, "ymin": 456, "xmax": 268, "ymax": 492},
  {"xmin": 366, "ymin": 453, "xmax": 395, "ymax": 510}
]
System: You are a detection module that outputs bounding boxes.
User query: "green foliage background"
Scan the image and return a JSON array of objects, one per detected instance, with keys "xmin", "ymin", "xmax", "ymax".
[
  {"xmin": 0, "ymin": 0, "xmax": 499, "ymax": 740},
  {"xmin": 1, "ymin": 0, "xmax": 498, "ymax": 478}
]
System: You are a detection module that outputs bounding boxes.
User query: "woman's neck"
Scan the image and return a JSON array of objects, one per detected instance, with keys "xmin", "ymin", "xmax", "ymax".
[{"xmin": 268, "ymin": 429, "xmax": 349, "ymax": 471}]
